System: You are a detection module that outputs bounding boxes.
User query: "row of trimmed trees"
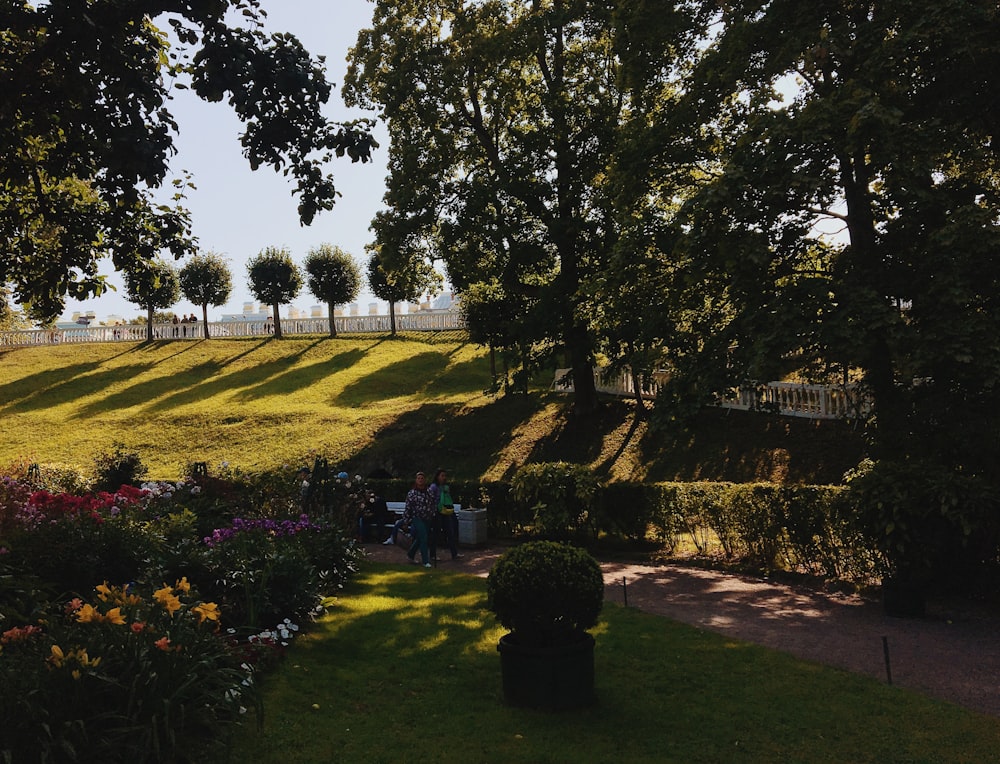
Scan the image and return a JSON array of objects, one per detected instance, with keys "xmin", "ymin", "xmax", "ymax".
[
  {"xmin": 124, "ymin": 245, "xmax": 356, "ymax": 341},
  {"xmin": 123, "ymin": 243, "xmax": 443, "ymax": 341}
]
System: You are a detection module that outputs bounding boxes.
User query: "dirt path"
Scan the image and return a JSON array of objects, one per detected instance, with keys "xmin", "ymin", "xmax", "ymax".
[{"xmin": 362, "ymin": 542, "xmax": 1000, "ymax": 718}]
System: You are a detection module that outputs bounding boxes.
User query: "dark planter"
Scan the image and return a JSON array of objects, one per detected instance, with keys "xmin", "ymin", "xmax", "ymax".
[
  {"xmin": 882, "ymin": 578, "xmax": 926, "ymax": 618},
  {"xmin": 497, "ymin": 631, "xmax": 595, "ymax": 710}
]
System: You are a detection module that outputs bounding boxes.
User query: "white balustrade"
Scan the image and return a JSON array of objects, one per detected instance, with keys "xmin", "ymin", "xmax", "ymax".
[{"xmin": 0, "ymin": 310, "xmax": 466, "ymax": 347}]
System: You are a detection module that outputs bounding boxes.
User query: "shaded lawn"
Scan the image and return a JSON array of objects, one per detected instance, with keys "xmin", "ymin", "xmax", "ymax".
[{"xmin": 232, "ymin": 565, "xmax": 1000, "ymax": 764}]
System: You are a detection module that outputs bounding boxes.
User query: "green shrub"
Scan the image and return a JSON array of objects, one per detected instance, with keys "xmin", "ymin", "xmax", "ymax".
[
  {"xmin": 511, "ymin": 462, "xmax": 599, "ymax": 540},
  {"xmin": 487, "ymin": 540, "xmax": 604, "ymax": 647},
  {"xmin": 92, "ymin": 441, "xmax": 148, "ymax": 492}
]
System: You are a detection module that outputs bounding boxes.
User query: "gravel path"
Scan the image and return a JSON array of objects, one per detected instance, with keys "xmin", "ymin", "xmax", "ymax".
[{"xmin": 363, "ymin": 541, "xmax": 1000, "ymax": 718}]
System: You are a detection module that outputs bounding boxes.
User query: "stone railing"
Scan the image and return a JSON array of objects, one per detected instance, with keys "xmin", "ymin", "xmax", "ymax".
[
  {"xmin": 554, "ymin": 368, "xmax": 869, "ymax": 420},
  {"xmin": 0, "ymin": 310, "xmax": 466, "ymax": 347}
]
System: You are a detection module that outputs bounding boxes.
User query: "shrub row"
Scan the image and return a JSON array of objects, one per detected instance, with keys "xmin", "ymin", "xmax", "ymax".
[{"xmin": 371, "ymin": 475, "xmax": 875, "ymax": 580}]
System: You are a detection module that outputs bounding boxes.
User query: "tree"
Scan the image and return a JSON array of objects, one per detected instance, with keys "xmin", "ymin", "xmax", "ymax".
[
  {"xmin": 303, "ymin": 244, "xmax": 361, "ymax": 337},
  {"xmin": 123, "ymin": 259, "xmax": 181, "ymax": 341},
  {"xmin": 366, "ymin": 246, "xmax": 441, "ymax": 337},
  {"xmin": 1, "ymin": 1, "xmax": 375, "ymax": 322},
  {"xmin": 659, "ymin": 0, "xmax": 1000, "ymax": 472},
  {"xmin": 346, "ymin": 0, "xmax": 637, "ymax": 412},
  {"xmin": 247, "ymin": 247, "xmax": 302, "ymax": 339},
  {"xmin": 179, "ymin": 252, "xmax": 233, "ymax": 339}
]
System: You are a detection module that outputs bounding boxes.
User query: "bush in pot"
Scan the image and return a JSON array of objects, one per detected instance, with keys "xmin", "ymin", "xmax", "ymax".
[{"xmin": 486, "ymin": 541, "xmax": 604, "ymax": 709}]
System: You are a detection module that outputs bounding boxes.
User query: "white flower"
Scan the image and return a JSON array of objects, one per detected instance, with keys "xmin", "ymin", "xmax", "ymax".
[{"xmin": 191, "ymin": 485, "xmax": 202, "ymax": 495}]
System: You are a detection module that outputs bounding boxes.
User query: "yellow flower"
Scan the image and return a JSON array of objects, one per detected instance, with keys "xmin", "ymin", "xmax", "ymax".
[
  {"xmin": 71, "ymin": 669, "xmax": 81, "ymax": 680},
  {"xmin": 192, "ymin": 602, "xmax": 220, "ymax": 624},
  {"xmin": 153, "ymin": 586, "xmax": 182, "ymax": 616},
  {"xmin": 105, "ymin": 607, "xmax": 126, "ymax": 626},
  {"xmin": 75, "ymin": 603, "xmax": 100, "ymax": 623},
  {"xmin": 95, "ymin": 582, "xmax": 112, "ymax": 601},
  {"xmin": 174, "ymin": 577, "xmax": 191, "ymax": 594},
  {"xmin": 49, "ymin": 644, "xmax": 65, "ymax": 667}
]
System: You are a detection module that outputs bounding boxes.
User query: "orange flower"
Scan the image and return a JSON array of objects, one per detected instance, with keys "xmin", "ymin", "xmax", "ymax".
[
  {"xmin": 154, "ymin": 636, "xmax": 171, "ymax": 651},
  {"xmin": 131, "ymin": 622, "xmax": 146, "ymax": 634},
  {"xmin": 64, "ymin": 597, "xmax": 83, "ymax": 614},
  {"xmin": 174, "ymin": 577, "xmax": 191, "ymax": 594}
]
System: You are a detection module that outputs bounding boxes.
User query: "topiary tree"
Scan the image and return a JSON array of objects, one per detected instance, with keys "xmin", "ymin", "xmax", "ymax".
[
  {"xmin": 303, "ymin": 244, "xmax": 360, "ymax": 337},
  {"xmin": 247, "ymin": 246, "xmax": 302, "ymax": 339},
  {"xmin": 366, "ymin": 246, "xmax": 441, "ymax": 337},
  {"xmin": 487, "ymin": 541, "xmax": 604, "ymax": 648},
  {"xmin": 122, "ymin": 258, "xmax": 180, "ymax": 340},
  {"xmin": 179, "ymin": 251, "xmax": 232, "ymax": 339}
]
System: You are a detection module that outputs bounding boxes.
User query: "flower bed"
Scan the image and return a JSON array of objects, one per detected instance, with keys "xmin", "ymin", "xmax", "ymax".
[{"xmin": 0, "ymin": 462, "xmax": 365, "ymax": 761}]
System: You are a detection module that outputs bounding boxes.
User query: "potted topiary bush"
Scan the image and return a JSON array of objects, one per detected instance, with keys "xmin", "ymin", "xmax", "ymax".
[{"xmin": 486, "ymin": 540, "xmax": 604, "ymax": 709}]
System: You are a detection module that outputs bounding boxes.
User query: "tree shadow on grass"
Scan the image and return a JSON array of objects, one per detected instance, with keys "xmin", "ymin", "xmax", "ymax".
[
  {"xmin": 335, "ymin": 352, "xmax": 450, "ymax": 407},
  {"xmin": 0, "ymin": 361, "xmax": 104, "ymax": 412},
  {"xmin": 232, "ymin": 348, "xmax": 368, "ymax": 402},
  {"xmin": 70, "ymin": 361, "xmax": 224, "ymax": 419},
  {"xmin": 343, "ymin": 395, "xmax": 545, "ymax": 479},
  {"xmin": 5, "ymin": 363, "xmax": 155, "ymax": 414}
]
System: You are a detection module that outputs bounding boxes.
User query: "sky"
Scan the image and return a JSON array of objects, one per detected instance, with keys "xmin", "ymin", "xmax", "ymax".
[{"xmin": 62, "ymin": 0, "xmax": 393, "ymax": 323}]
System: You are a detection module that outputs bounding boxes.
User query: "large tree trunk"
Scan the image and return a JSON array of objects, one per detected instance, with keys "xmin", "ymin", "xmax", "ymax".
[
  {"xmin": 389, "ymin": 301, "xmax": 397, "ymax": 336},
  {"xmin": 272, "ymin": 302, "xmax": 282, "ymax": 339},
  {"xmin": 840, "ymin": 150, "xmax": 898, "ymax": 457},
  {"xmin": 146, "ymin": 306, "xmax": 154, "ymax": 341},
  {"xmin": 327, "ymin": 301, "xmax": 337, "ymax": 337},
  {"xmin": 201, "ymin": 304, "xmax": 210, "ymax": 339}
]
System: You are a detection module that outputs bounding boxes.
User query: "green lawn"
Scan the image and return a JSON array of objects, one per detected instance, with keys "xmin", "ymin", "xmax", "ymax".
[
  {"xmin": 0, "ymin": 335, "xmax": 863, "ymax": 484},
  {"xmin": 232, "ymin": 564, "xmax": 1000, "ymax": 764}
]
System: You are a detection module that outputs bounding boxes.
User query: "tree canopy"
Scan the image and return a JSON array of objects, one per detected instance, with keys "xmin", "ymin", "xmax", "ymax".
[
  {"xmin": 346, "ymin": 0, "xmax": 664, "ymax": 411},
  {"xmin": 304, "ymin": 244, "xmax": 361, "ymax": 337},
  {"xmin": 179, "ymin": 252, "xmax": 232, "ymax": 338},
  {"xmin": 247, "ymin": 246, "xmax": 302, "ymax": 339},
  {"xmin": 1, "ymin": 0, "xmax": 375, "ymax": 322},
  {"xmin": 123, "ymin": 259, "xmax": 181, "ymax": 341}
]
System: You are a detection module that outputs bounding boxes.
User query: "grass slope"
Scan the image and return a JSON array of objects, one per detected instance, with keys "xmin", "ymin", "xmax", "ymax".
[{"xmin": 0, "ymin": 335, "xmax": 863, "ymax": 482}]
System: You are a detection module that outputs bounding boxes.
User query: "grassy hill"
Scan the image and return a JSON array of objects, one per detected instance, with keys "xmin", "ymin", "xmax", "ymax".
[{"xmin": 0, "ymin": 333, "xmax": 864, "ymax": 483}]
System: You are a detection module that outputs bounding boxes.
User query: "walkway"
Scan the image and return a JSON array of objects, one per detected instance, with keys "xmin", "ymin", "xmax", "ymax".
[{"xmin": 363, "ymin": 541, "xmax": 1000, "ymax": 719}]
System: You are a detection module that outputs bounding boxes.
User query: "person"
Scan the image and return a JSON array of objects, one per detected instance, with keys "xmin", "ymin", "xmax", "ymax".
[
  {"xmin": 402, "ymin": 471, "xmax": 435, "ymax": 568},
  {"xmin": 428, "ymin": 468, "xmax": 462, "ymax": 561},
  {"xmin": 383, "ymin": 515, "xmax": 407, "ymax": 545}
]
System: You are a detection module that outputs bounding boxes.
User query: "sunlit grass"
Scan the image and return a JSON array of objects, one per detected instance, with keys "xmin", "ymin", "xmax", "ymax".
[{"xmin": 233, "ymin": 564, "xmax": 1000, "ymax": 764}]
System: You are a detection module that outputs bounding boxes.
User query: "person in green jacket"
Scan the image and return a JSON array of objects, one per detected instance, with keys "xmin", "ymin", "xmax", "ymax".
[{"xmin": 428, "ymin": 468, "xmax": 461, "ymax": 561}]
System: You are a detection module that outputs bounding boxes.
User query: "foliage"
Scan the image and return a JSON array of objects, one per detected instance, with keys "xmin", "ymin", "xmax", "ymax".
[
  {"xmin": 304, "ymin": 244, "xmax": 361, "ymax": 337},
  {"xmin": 346, "ymin": 0, "xmax": 651, "ymax": 411},
  {"xmin": 246, "ymin": 247, "xmax": 303, "ymax": 339},
  {"xmin": 179, "ymin": 252, "xmax": 233, "ymax": 338},
  {"xmin": 122, "ymin": 258, "xmax": 181, "ymax": 341},
  {"xmin": 487, "ymin": 541, "xmax": 604, "ymax": 647},
  {"xmin": 511, "ymin": 462, "xmax": 600, "ymax": 541},
  {"xmin": 848, "ymin": 459, "xmax": 1000, "ymax": 585},
  {"xmin": 200, "ymin": 514, "xmax": 360, "ymax": 628},
  {"xmin": 1, "ymin": 484, "xmax": 153, "ymax": 596},
  {"xmin": 0, "ymin": 580, "xmax": 257, "ymax": 763},
  {"xmin": 365, "ymin": 248, "xmax": 441, "ymax": 336},
  {"xmin": 92, "ymin": 441, "xmax": 149, "ymax": 493},
  {"xmin": 0, "ymin": 0, "xmax": 373, "ymax": 321}
]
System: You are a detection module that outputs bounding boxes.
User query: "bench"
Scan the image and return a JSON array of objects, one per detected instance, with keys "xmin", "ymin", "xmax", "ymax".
[{"xmin": 378, "ymin": 501, "xmax": 464, "ymax": 548}]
